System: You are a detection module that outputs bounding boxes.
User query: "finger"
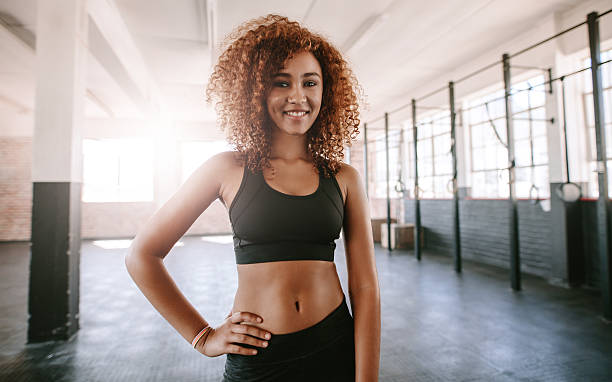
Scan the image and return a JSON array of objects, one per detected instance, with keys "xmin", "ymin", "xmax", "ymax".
[
  {"xmin": 232, "ymin": 324, "xmax": 272, "ymax": 340},
  {"xmin": 231, "ymin": 311, "xmax": 263, "ymax": 324},
  {"xmin": 227, "ymin": 343, "xmax": 258, "ymax": 356},
  {"xmin": 230, "ymin": 333, "xmax": 269, "ymax": 348}
]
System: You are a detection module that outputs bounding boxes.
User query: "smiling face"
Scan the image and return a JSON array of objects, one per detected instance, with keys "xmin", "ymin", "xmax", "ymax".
[{"xmin": 266, "ymin": 51, "xmax": 323, "ymax": 136}]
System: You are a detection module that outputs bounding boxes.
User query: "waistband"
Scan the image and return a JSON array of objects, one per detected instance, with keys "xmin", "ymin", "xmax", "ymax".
[
  {"xmin": 234, "ymin": 240, "xmax": 336, "ymax": 264},
  {"xmin": 229, "ymin": 295, "xmax": 353, "ymax": 364}
]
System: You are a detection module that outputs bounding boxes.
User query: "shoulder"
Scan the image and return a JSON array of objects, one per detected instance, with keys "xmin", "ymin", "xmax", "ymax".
[
  {"xmin": 188, "ymin": 150, "xmax": 242, "ymax": 192},
  {"xmin": 204, "ymin": 150, "xmax": 243, "ymax": 174},
  {"xmin": 335, "ymin": 162, "xmax": 361, "ymax": 186},
  {"xmin": 204, "ymin": 150, "xmax": 246, "ymax": 205},
  {"xmin": 209, "ymin": 150, "xmax": 242, "ymax": 164},
  {"xmin": 334, "ymin": 162, "xmax": 363, "ymax": 202}
]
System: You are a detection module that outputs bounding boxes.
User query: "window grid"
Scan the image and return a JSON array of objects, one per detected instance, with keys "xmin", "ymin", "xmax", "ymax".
[
  {"xmin": 374, "ymin": 131, "xmax": 401, "ymax": 199},
  {"xmin": 413, "ymin": 112, "xmax": 453, "ymax": 199},
  {"xmin": 468, "ymin": 74, "xmax": 549, "ymax": 199}
]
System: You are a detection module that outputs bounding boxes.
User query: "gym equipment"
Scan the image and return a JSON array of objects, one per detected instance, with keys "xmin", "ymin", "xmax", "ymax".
[{"xmin": 555, "ymin": 76, "xmax": 582, "ymax": 202}]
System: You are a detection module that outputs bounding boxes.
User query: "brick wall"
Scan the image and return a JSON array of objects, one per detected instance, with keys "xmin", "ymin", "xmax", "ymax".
[
  {"xmin": 0, "ymin": 137, "xmax": 232, "ymax": 241},
  {"xmin": 517, "ymin": 200, "xmax": 552, "ymax": 278},
  {"xmin": 80, "ymin": 200, "xmax": 231, "ymax": 239},
  {"xmin": 0, "ymin": 137, "xmax": 33, "ymax": 241},
  {"xmin": 403, "ymin": 198, "xmax": 552, "ymax": 279}
]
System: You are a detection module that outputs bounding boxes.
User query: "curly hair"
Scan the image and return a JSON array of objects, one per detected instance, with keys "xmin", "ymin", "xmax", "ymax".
[{"xmin": 206, "ymin": 14, "xmax": 362, "ymax": 177}]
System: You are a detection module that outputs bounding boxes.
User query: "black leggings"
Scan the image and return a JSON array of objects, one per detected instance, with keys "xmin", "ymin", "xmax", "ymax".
[{"xmin": 222, "ymin": 295, "xmax": 355, "ymax": 382}]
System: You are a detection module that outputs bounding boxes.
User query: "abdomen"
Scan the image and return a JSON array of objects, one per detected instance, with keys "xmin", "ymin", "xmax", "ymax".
[{"xmin": 232, "ymin": 260, "xmax": 345, "ymax": 334}]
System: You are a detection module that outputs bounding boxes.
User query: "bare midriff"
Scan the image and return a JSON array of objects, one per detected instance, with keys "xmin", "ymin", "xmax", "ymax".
[
  {"xmin": 221, "ymin": 156, "xmax": 347, "ymax": 335},
  {"xmin": 231, "ymin": 260, "xmax": 345, "ymax": 334}
]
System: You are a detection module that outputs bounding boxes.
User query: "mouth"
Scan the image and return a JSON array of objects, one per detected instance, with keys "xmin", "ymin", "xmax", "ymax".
[{"xmin": 283, "ymin": 110, "xmax": 310, "ymax": 120}]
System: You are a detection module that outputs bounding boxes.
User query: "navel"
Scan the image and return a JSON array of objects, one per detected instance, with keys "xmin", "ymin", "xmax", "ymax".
[{"xmin": 295, "ymin": 300, "xmax": 301, "ymax": 312}]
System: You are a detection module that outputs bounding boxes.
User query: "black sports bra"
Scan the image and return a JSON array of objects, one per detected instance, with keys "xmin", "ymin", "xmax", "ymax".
[{"xmin": 228, "ymin": 164, "xmax": 344, "ymax": 264}]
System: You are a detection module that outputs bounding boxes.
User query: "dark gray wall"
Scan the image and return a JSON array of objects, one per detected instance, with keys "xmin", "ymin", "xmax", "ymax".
[
  {"xmin": 403, "ymin": 199, "xmax": 552, "ymax": 279},
  {"xmin": 581, "ymin": 200, "xmax": 602, "ymax": 289}
]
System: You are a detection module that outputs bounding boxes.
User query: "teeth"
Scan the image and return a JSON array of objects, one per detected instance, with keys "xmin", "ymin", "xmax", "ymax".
[{"xmin": 286, "ymin": 111, "xmax": 307, "ymax": 117}]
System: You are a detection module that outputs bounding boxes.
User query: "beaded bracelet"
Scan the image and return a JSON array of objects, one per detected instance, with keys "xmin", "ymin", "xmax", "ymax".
[{"xmin": 192, "ymin": 325, "xmax": 212, "ymax": 349}]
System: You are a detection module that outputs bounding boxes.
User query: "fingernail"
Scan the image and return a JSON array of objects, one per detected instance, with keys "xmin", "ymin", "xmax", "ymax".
[
  {"xmin": 265, "ymin": 333, "xmax": 271, "ymax": 339},
  {"xmin": 257, "ymin": 317, "xmax": 262, "ymax": 322},
  {"xmin": 263, "ymin": 342, "xmax": 268, "ymax": 347}
]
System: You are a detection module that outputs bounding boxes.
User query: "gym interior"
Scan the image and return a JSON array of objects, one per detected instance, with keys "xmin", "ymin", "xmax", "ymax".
[{"xmin": 1, "ymin": 0, "xmax": 612, "ymax": 381}]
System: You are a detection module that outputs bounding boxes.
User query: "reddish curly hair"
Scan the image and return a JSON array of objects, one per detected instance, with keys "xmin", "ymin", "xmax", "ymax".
[{"xmin": 206, "ymin": 14, "xmax": 362, "ymax": 177}]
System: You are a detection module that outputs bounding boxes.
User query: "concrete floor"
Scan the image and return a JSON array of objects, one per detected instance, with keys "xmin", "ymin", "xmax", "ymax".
[{"xmin": 1, "ymin": 236, "xmax": 612, "ymax": 382}]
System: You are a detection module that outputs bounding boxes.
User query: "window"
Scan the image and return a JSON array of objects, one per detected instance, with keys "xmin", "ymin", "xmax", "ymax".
[
  {"xmin": 374, "ymin": 130, "xmax": 400, "ymax": 198},
  {"xmin": 467, "ymin": 90, "xmax": 508, "ymax": 198},
  {"xmin": 180, "ymin": 140, "xmax": 233, "ymax": 184},
  {"xmin": 583, "ymin": 48, "xmax": 612, "ymax": 197},
  {"xmin": 467, "ymin": 74, "xmax": 549, "ymax": 199},
  {"xmin": 83, "ymin": 138, "xmax": 155, "ymax": 202},
  {"xmin": 415, "ymin": 111, "xmax": 453, "ymax": 198},
  {"xmin": 511, "ymin": 75, "xmax": 549, "ymax": 199}
]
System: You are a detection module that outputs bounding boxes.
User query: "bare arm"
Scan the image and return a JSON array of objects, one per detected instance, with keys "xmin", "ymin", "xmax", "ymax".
[
  {"xmin": 340, "ymin": 163, "xmax": 381, "ymax": 382},
  {"xmin": 125, "ymin": 253, "xmax": 208, "ymax": 344},
  {"xmin": 126, "ymin": 151, "xmax": 271, "ymax": 356},
  {"xmin": 125, "ymin": 246, "xmax": 270, "ymax": 357},
  {"xmin": 124, "ymin": 151, "xmax": 231, "ymax": 345}
]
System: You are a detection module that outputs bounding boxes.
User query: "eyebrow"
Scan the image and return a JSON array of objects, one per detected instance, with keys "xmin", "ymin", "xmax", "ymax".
[{"xmin": 273, "ymin": 72, "xmax": 321, "ymax": 79}]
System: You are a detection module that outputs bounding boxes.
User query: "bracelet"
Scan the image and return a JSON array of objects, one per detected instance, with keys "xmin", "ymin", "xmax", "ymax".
[{"xmin": 192, "ymin": 325, "xmax": 212, "ymax": 349}]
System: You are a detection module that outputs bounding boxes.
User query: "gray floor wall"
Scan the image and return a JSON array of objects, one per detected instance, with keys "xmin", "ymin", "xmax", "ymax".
[
  {"xmin": 402, "ymin": 197, "xmax": 611, "ymax": 290},
  {"xmin": 404, "ymin": 199, "xmax": 553, "ymax": 279}
]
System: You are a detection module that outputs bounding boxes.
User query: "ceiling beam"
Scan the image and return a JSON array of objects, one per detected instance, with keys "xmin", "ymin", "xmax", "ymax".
[
  {"xmin": 87, "ymin": 0, "xmax": 163, "ymax": 114},
  {"xmin": 87, "ymin": 18, "xmax": 146, "ymax": 114},
  {"xmin": 302, "ymin": 0, "xmax": 317, "ymax": 23},
  {"xmin": 206, "ymin": 0, "xmax": 218, "ymax": 65},
  {"xmin": 0, "ymin": 10, "xmax": 126, "ymax": 118},
  {"xmin": 0, "ymin": 11, "xmax": 35, "ymax": 50},
  {"xmin": 196, "ymin": 0, "xmax": 208, "ymax": 43},
  {"xmin": 0, "ymin": 13, "xmax": 34, "ymax": 68}
]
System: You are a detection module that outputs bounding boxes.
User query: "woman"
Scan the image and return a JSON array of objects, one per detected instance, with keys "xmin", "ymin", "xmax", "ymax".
[{"xmin": 125, "ymin": 14, "xmax": 380, "ymax": 381}]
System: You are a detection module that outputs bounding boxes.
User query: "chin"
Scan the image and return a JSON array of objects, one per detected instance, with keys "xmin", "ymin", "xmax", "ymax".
[
  {"xmin": 284, "ymin": 129, "xmax": 309, "ymax": 136},
  {"xmin": 276, "ymin": 123, "xmax": 313, "ymax": 136}
]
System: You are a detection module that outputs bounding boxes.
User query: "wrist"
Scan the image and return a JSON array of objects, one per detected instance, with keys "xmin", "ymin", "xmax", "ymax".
[
  {"xmin": 201, "ymin": 327, "xmax": 214, "ymax": 344},
  {"xmin": 196, "ymin": 327, "xmax": 215, "ymax": 353},
  {"xmin": 191, "ymin": 325, "xmax": 212, "ymax": 348}
]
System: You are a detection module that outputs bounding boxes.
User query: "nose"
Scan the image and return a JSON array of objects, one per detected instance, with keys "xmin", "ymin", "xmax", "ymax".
[{"xmin": 287, "ymin": 85, "xmax": 306, "ymax": 104}]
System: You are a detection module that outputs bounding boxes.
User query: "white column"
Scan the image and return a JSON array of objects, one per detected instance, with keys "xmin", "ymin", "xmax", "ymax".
[
  {"xmin": 28, "ymin": 0, "xmax": 88, "ymax": 343},
  {"xmin": 32, "ymin": 0, "xmax": 88, "ymax": 183}
]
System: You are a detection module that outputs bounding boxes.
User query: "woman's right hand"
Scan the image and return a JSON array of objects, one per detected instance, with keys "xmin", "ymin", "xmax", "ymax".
[{"xmin": 196, "ymin": 311, "xmax": 272, "ymax": 357}]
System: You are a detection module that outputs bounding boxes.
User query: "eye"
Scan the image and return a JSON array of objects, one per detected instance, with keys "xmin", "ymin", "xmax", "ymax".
[
  {"xmin": 274, "ymin": 81, "xmax": 289, "ymax": 88},
  {"xmin": 304, "ymin": 80, "xmax": 317, "ymax": 87}
]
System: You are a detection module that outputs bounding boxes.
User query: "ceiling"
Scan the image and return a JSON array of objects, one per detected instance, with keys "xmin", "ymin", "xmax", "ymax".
[{"xmin": 0, "ymin": 0, "xmax": 597, "ymax": 133}]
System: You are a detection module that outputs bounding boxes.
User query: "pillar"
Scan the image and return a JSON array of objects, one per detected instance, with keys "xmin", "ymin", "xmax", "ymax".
[{"xmin": 28, "ymin": 0, "xmax": 88, "ymax": 342}]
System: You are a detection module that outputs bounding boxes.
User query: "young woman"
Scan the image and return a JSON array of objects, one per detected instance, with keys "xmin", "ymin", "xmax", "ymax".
[{"xmin": 125, "ymin": 14, "xmax": 380, "ymax": 381}]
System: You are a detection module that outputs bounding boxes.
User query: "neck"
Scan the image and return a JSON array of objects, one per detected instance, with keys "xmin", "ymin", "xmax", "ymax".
[{"xmin": 269, "ymin": 128, "xmax": 310, "ymax": 162}]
